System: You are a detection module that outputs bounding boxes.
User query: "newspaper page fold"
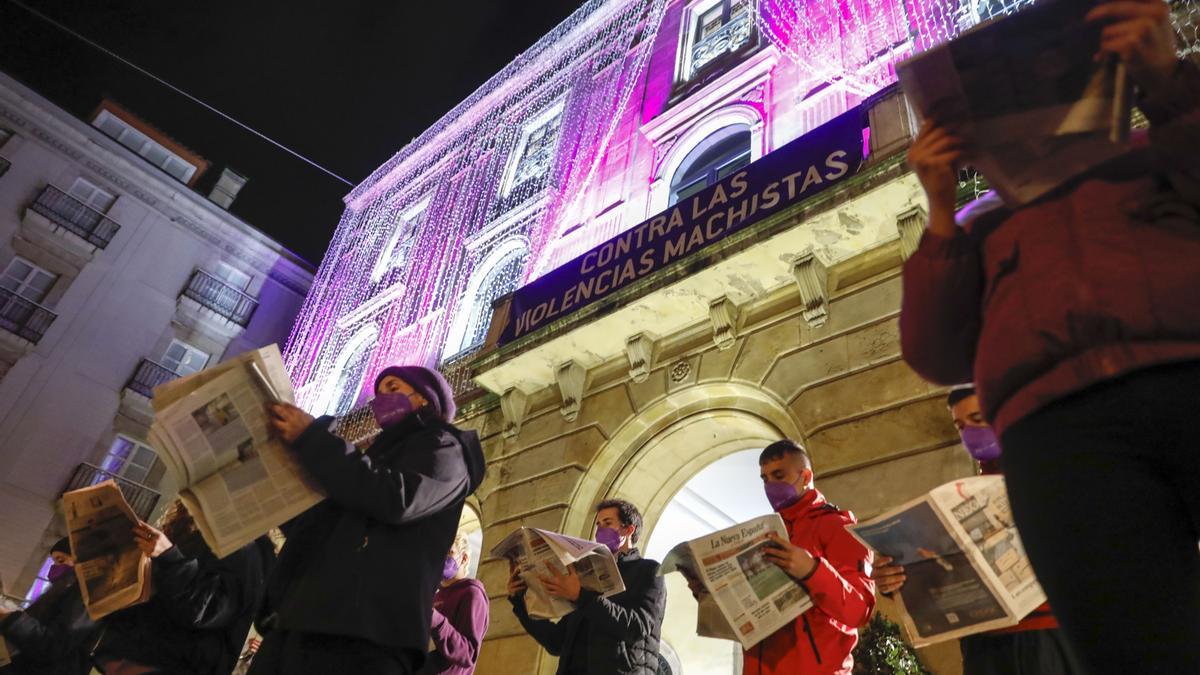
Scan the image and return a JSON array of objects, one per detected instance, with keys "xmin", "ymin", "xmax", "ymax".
[
  {"xmin": 62, "ymin": 480, "xmax": 151, "ymax": 620},
  {"xmin": 850, "ymin": 475, "xmax": 1046, "ymax": 646},
  {"xmin": 491, "ymin": 528, "xmax": 626, "ymax": 620},
  {"xmin": 659, "ymin": 514, "xmax": 813, "ymax": 649},
  {"xmin": 897, "ymin": 0, "xmax": 1131, "ymax": 206},
  {"xmin": 148, "ymin": 345, "xmax": 324, "ymax": 559}
]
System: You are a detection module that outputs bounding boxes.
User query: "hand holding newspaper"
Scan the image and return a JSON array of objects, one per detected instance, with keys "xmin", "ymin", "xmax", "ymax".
[
  {"xmin": 850, "ymin": 475, "xmax": 1046, "ymax": 646},
  {"xmin": 897, "ymin": 0, "xmax": 1133, "ymax": 206},
  {"xmin": 659, "ymin": 514, "xmax": 813, "ymax": 650},
  {"xmin": 491, "ymin": 528, "xmax": 625, "ymax": 619},
  {"xmin": 62, "ymin": 480, "xmax": 151, "ymax": 620},
  {"xmin": 148, "ymin": 345, "xmax": 323, "ymax": 559}
]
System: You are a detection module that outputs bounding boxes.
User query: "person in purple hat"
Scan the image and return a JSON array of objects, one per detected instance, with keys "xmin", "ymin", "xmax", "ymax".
[{"xmin": 252, "ymin": 365, "xmax": 486, "ymax": 675}]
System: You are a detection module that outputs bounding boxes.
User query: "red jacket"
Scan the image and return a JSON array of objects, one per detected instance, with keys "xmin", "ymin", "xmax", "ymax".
[
  {"xmin": 744, "ymin": 489, "xmax": 875, "ymax": 675},
  {"xmin": 900, "ymin": 60, "xmax": 1200, "ymax": 435}
]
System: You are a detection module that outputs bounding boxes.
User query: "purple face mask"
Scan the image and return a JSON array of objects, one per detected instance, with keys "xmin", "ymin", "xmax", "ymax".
[
  {"xmin": 960, "ymin": 425, "xmax": 1003, "ymax": 462},
  {"xmin": 370, "ymin": 393, "xmax": 416, "ymax": 428},
  {"xmin": 442, "ymin": 556, "xmax": 460, "ymax": 581},
  {"xmin": 47, "ymin": 563, "xmax": 73, "ymax": 583},
  {"xmin": 595, "ymin": 527, "xmax": 622, "ymax": 554},
  {"xmin": 764, "ymin": 481, "xmax": 802, "ymax": 512}
]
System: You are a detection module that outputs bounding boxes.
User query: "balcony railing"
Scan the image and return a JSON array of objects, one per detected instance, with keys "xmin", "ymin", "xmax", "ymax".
[
  {"xmin": 126, "ymin": 359, "xmax": 179, "ymax": 398},
  {"xmin": 182, "ymin": 269, "xmax": 258, "ymax": 326},
  {"xmin": 29, "ymin": 185, "xmax": 121, "ymax": 250},
  {"xmin": 441, "ymin": 345, "xmax": 485, "ymax": 399},
  {"xmin": 64, "ymin": 463, "xmax": 161, "ymax": 521},
  {"xmin": 0, "ymin": 287, "xmax": 57, "ymax": 344},
  {"xmin": 690, "ymin": 9, "xmax": 753, "ymax": 78}
]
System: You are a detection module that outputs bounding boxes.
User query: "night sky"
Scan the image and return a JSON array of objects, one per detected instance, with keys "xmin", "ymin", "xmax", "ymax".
[{"xmin": 0, "ymin": 0, "xmax": 582, "ymax": 265}]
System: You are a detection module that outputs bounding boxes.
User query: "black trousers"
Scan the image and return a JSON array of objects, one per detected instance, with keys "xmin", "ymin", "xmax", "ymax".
[
  {"xmin": 247, "ymin": 630, "xmax": 417, "ymax": 675},
  {"xmin": 1000, "ymin": 361, "xmax": 1200, "ymax": 675},
  {"xmin": 960, "ymin": 628, "xmax": 1083, "ymax": 675}
]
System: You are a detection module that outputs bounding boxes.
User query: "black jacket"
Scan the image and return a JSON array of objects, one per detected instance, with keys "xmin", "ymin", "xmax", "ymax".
[
  {"xmin": 511, "ymin": 549, "xmax": 666, "ymax": 675},
  {"xmin": 94, "ymin": 536, "xmax": 275, "ymax": 675},
  {"xmin": 264, "ymin": 414, "xmax": 485, "ymax": 666},
  {"xmin": 0, "ymin": 576, "xmax": 98, "ymax": 675}
]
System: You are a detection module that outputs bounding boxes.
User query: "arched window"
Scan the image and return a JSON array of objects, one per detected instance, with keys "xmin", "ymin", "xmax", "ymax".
[
  {"xmin": 669, "ymin": 124, "xmax": 751, "ymax": 205},
  {"xmin": 444, "ymin": 248, "xmax": 526, "ymax": 360},
  {"xmin": 330, "ymin": 340, "xmax": 372, "ymax": 416}
]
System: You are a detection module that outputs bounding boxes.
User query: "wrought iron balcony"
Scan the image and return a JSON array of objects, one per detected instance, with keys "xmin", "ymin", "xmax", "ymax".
[
  {"xmin": 690, "ymin": 10, "xmax": 753, "ymax": 78},
  {"xmin": 181, "ymin": 269, "xmax": 258, "ymax": 326},
  {"xmin": 0, "ymin": 156, "xmax": 10, "ymax": 178},
  {"xmin": 64, "ymin": 463, "xmax": 161, "ymax": 521},
  {"xmin": 0, "ymin": 287, "xmax": 56, "ymax": 344},
  {"xmin": 126, "ymin": 358, "xmax": 179, "ymax": 397},
  {"xmin": 29, "ymin": 185, "xmax": 121, "ymax": 250},
  {"xmin": 441, "ymin": 345, "xmax": 484, "ymax": 399}
]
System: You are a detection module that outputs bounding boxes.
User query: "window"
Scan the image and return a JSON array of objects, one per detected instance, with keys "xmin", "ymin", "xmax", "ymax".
[
  {"xmin": 681, "ymin": 0, "xmax": 753, "ymax": 80},
  {"xmin": 100, "ymin": 435, "xmax": 160, "ymax": 485},
  {"xmin": 68, "ymin": 177, "xmax": 116, "ymax": 212},
  {"xmin": 371, "ymin": 197, "xmax": 430, "ymax": 283},
  {"xmin": 502, "ymin": 101, "xmax": 565, "ymax": 196},
  {"xmin": 669, "ymin": 125, "xmax": 752, "ymax": 205},
  {"xmin": 213, "ymin": 261, "xmax": 251, "ymax": 291},
  {"xmin": 331, "ymin": 342, "xmax": 372, "ymax": 416},
  {"xmin": 0, "ymin": 257, "xmax": 57, "ymax": 304},
  {"xmin": 161, "ymin": 339, "xmax": 210, "ymax": 376},
  {"xmin": 445, "ymin": 250, "xmax": 526, "ymax": 359},
  {"xmin": 93, "ymin": 110, "xmax": 199, "ymax": 183}
]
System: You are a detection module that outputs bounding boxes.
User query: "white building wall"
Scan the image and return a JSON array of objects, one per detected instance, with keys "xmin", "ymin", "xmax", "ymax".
[{"xmin": 0, "ymin": 72, "xmax": 313, "ymax": 596}]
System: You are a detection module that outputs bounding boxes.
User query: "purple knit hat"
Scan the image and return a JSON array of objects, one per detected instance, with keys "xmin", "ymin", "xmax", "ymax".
[{"xmin": 374, "ymin": 365, "xmax": 456, "ymax": 422}]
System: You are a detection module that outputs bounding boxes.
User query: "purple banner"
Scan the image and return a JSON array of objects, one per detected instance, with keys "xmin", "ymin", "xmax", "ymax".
[{"xmin": 499, "ymin": 105, "xmax": 866, "ymax": 345}]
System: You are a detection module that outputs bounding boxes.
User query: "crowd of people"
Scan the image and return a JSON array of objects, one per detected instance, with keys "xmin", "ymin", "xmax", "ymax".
[{"xmin": 0, "ymin": 0, "xmax": 1196, "ymax": 673}]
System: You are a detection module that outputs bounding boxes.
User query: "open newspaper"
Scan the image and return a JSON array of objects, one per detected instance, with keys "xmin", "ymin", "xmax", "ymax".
[
  {"xmin": 898, "ymin": 0, "xmax": 1132, "ymax": 206},
  {"xmin": 850, "ymin": 475, "xmax": 1045, "ymax": 646},
  {"xmin": 491, "ymin": 528, "xmax": 626, "ymax": 619},
  {"xmin": 148, "ymin": 345, "xmax": 323, "ymax": 559},
  {"xmin": 659, "ymin": 515, "xmax": 813, "ymax": 649},
  {"xmin": 62, "ymin": 480, "xmax": 151, "ymax": 620}
]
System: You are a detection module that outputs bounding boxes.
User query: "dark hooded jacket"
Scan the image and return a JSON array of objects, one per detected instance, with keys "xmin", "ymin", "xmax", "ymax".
[
  {"xmin": 93, "ymin": 536, "xmax": 275, "ymax": 675},
  {"xmin": 0, "ymin": 575, "xmax": 98, "ymax": 675},
  {"xmin": 264, "ymin": 410, "xmax": 486, "ymax": 668}
]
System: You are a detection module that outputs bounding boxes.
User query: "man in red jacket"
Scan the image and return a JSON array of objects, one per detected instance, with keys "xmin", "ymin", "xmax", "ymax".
[
  {"xmin": 690, "ymin": 440, "xmax": 875, "ymax": 674},
  {"xmin": 873, "ymin": 387, "xmax": 1082, "ymax": 674},
  {"xmin": 899, "ymin": 0, "xmax": 1200, "ymax": 671}
]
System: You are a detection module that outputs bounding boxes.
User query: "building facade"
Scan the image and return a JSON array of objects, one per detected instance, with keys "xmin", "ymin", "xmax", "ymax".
[
  {"xmin": 0, "ymin": 72, "xmax": 313, "ymax": 600},
  {"xmin": 282, "ymin": 1, "xmax": 1198, "ymax": 673}
]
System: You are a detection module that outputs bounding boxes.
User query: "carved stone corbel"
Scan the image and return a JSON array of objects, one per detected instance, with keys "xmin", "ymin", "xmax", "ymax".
[
  {"xmin": 708, "ymin": 296, "xmax": 739, "ymax": 350},
  {"xmin": 500, "ymin": 388, "xmax": 530, "ymax": 439},
  {"xmin": 625, "ymin": 334, "xmax": 654, "ymax": 383},
  {"xmin": 896, "ymin": 206, "xmax": 927, "ymax": 260},
  {"xmin": 791, "ymin": 251, "xmax": 829, "ymax": 327},
  {"xmin": 555, "ymin": 361, "xmax": 587, "ymax": 422}
]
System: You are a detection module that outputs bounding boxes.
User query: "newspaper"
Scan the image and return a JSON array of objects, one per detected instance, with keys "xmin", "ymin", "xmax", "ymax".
[
  {"xmin": 62, "ymin": 481, "xmax": 151, "ymax": 620},
  {"xmin": 850, "ymin": 475, "xmax": 1045, "ymax": 646},
  {"xmin": 148, "ymin": 345, "xmax": 323, "ymax": 559},
  {"xmin": 659, "ymin": 515, "xmax": 813, "ymax": 650},
  {"xmin": 491, "ymin": 528, "xmax": 626, "ymax": 619},
  {"xmin": 898, "ymin": 0, "xmax": 1132, "ymax": 206}
]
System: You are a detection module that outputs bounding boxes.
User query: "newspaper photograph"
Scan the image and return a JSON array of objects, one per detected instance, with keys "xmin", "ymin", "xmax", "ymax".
[
  {"xmin": 149, "ymin": 345, "xmax": 324, "ymax": 559},
  {"xmin": 897, "ymin": 0, "xmax": 1132, "ymax": 206},
  {"xmin": 62, "ymin": 480, "xmax": 151, "ymax": 620},
  {"xmin": 491, "ymin": 527, "xmax": 625, "ymax": 619},
  {"xmin": 659, "ymin": 514, "xmax": 813, "ymax": 649},
  {"xmin": 850, "ymin": 475, "xmax": 1046, "ymax": 646}
]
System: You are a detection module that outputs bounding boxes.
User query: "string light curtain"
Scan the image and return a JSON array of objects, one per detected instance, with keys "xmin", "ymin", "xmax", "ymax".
[{"xmin": 284, "ymin": 0, "xmax": 668, "ymax": 411}]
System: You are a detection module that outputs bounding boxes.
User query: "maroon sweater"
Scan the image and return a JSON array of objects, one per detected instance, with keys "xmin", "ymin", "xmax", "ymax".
[
  {"xmin": 417, "ymin": 578, "xmax": 489, "ymax": 675},
  {"xmin": 901, "ymin": 59, "xmax": 1200, "ymax": 435}
]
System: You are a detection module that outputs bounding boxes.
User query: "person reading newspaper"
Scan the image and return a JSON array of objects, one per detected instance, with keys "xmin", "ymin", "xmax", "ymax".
[
  {"xmin": 507, "ymin": 499, "xmax": 666, "ymax": 675},
  {"xmin": 686, "ymin": 440, "xmax": 874, "ymax": 675},
  {"xmin": 0, "ymin": 538, "xmax": 99, "ymax": 675},
  {"xmin": 93, "ymin": 501, "xmax": 275, "ymax": 675},
  {"xmin": 899, "ymin": 0, "xmax": 1200, "ymax": 670},
  {"xmin": 872, "ymin": 388, "xmax": 1082, "ymax": 674},
  {"xmin": 249, "ymin": 365, "xmax": 485, "ymax": 675}
]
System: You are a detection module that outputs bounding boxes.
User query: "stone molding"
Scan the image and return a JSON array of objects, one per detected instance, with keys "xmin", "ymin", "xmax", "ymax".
[
  {"xmin": 791, "ymin": 251, "xmax": 830, "ymax": 327},
  {"xmin": 708, "ymin": 296, "xmax": 739, "ymax": 350},
  {"xmin": 555, "ymin": 360, "xmax": 588, "ymax": 421},
  {"xmin": 896, "ymin": 206, "xmax": 926, "ymax": 260},
  {"xmin": 624, "ymin": 333, "xmax": 654, "ymax": 383}
]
